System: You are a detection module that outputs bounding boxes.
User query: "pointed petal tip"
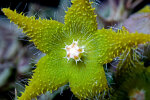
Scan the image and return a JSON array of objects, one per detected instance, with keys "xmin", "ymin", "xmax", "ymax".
[
  {"xmin": 1, "ymin": 8, "xmax": 11, "ymax": 14},
  {"xmin": 1, "ymin": 8, "xmax": 8, "ymax": 14},
  {"xmin": 1, "ymin": 8, "xmax": 7, "ymax": 11}
]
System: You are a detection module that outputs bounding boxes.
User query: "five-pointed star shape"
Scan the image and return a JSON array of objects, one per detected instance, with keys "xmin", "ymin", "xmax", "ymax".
[{"xmin": 2, "ymin": 0, "xmax": 150, "ymax": 99}]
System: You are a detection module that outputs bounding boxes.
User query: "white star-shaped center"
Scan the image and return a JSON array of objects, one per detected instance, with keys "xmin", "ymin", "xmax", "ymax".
[{"xmin": 64, "ymin": 40, "xmax": 84, "ymax": 64}]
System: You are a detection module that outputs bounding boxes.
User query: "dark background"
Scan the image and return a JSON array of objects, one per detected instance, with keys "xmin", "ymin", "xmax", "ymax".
[
  {"xmin": 0, "ymin": 0, "xmax": 150, "ymax": 15},
  {"xmin": 0, "ymin": 0, "xmax": 60, "ymax": 15}
]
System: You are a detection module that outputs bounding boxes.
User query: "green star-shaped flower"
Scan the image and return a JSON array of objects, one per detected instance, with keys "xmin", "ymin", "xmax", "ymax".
[{"xmin": 2, "ymin": 0, "xmax": 150, "ymax": 99}]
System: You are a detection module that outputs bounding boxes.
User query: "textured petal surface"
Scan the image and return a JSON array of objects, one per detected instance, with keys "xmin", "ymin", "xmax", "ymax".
[
  {"xmin": 95, "ymin": 28, "xmax": 150, "ymax": 64},
  {"xmin": 138, "ymin": 5, "xmax": 150, "ymax": 13},
  {"xmin": 64, "ymin": 0, "xmax": 97, "ymax": 35},
  {"xmin": 2, "ymin": 8, "xmax": 64, "ymax": 54},
  {"xmin": 68, "ymin": 64, "xmax": 107, "ymax": 99},
  {"xmin": 60, "ymin": 36, "xmax": 107, "ymax": 99},
  {"xmin": 58, "ymin": 29, "xmax": 108, "ymax": 99},
  {"xmin": 18, "ymin": 51, "xmax": 68, "ymax": 100}
]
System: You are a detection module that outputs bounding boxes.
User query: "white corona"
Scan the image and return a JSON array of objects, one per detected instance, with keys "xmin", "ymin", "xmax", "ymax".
[{"xmin": 64, "ymin": 40, "xmax": 84, "ymax": 64}]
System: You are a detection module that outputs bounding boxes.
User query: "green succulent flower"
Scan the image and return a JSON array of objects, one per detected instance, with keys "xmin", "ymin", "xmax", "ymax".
[{"xmin": 2, "ymin": 0, "xmax": 150, "ymax": 99}]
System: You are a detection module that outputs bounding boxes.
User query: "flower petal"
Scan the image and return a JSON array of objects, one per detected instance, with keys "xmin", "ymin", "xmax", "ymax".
[
  {"xmin": 18, "ymin": 53, "xmax": 68, "ymax": 100},
  {"xmin": 59, "ymin": 32, "xmax": 108, "ymax": 99},
  {"xmin": 95, "ymin": 28, "xmax": 150, "ymax": 64},
  {"xmin": 2, "ymin": 8, "xmax": 64, "ymax": 54},
  {"xmin": 64, "ymin": 0, "xmax": 97, "ymax": 35},
  {"xmin": 68, "ymin": 64, "xmax": 108, "ymax": 99},
  {"xmin": 138, "ymin": 5, "xmax": 150, "ymax": 13}
]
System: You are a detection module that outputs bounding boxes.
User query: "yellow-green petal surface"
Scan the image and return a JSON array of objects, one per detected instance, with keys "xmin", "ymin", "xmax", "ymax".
[
  {"xmin": 95, "ymin": 28, "xmax": 150, "ymax": 64},
  {"xmin": 2, "ymin": 8, "xmax": 64, "ymax": 54},
  {"xmin": 18, "ymin": 52, "xmax": 68, "ymax": 100},
  {"xmin": 138, "ymin": 5, "xmax": 150, "ymax": 13},
  {"xmin": 64, "ymin": 0, "xmax": 97, "ymax": 35}
]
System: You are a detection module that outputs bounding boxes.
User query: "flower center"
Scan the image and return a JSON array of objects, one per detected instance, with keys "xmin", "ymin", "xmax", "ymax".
[{"xmin": 64, "ymin": 40, "xmax": 84, "ymax": 63}]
